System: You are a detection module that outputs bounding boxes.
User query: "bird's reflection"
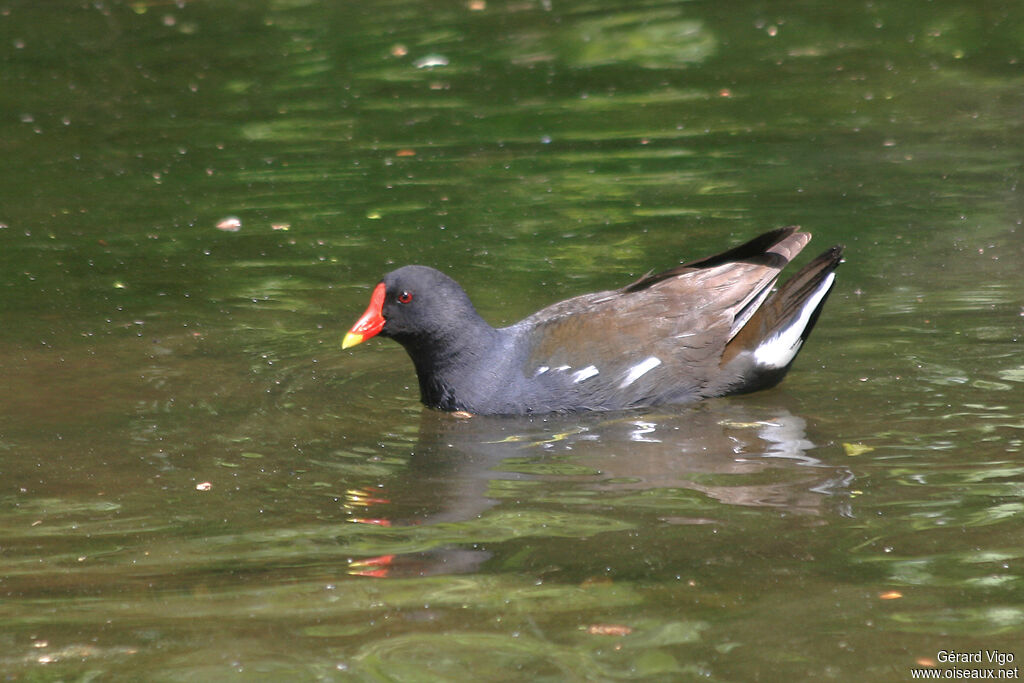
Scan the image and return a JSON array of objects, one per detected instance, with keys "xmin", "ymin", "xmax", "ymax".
[{"xmin": 347, "ymin": 401, "xmax": 854, "ymax": 578}]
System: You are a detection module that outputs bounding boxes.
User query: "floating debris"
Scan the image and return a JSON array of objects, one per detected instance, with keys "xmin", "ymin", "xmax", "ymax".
[
  {"xmin": 587, "ymin": 624, "xmax": 633, "ymax": 636},
  {"xmin": 216, "ymin": 216, "xmax": 241, "ymax": 232},
  {"xmin": 195, "ymin": 482, "xmax": 212, "ymax": 491}
]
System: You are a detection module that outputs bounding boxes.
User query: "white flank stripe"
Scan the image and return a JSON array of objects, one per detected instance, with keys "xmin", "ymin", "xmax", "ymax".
[
  {"xmin": 753, "ymin": 272, "xmax": 835, "ymax": 369},
  {"xmin": 571, "ymin": 365, "xmax": 600, "ymax": 383},
  {"xmin": 620, "ymin": 356, "xmax": 662, "ymax": 388}
]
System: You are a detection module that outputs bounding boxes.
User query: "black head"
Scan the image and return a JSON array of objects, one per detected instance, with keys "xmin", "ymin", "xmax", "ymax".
[
  {"xmin": 377, "ymin": 266, "xmax": 482, "ymax": 344},
  {"xmin": 343, "ymin": 265, "xmax": 492, "ymax": 355},
  {"xmin": 343, "ymin": 266, "xmax": 504, "ymax": 411}
]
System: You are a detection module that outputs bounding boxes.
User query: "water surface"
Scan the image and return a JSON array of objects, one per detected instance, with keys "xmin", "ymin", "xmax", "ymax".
[{"xmin": 1, "ymin": 1, "xmax": 1022, "ymax": 680}]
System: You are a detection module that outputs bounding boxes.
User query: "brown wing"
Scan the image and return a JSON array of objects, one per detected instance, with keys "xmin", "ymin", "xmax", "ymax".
[{"xmin": 515, "ymin": 228, "xmax": 811, "ymax": 409}]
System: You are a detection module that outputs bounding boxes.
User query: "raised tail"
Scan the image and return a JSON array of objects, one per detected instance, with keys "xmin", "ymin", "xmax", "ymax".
[{"xmin": 715, "ymin": 244, "xmax": 843, "ymax": 395}]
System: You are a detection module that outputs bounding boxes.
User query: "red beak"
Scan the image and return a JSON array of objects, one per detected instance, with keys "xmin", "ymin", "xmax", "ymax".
[{"xmin": 343, "ymin": 282, "xmax": 386, "ymax": 349}]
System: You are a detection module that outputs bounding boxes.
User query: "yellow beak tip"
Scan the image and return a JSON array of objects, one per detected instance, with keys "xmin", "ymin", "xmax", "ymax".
[{"xmin": 342, "ymin": 332, "xmax": 364, "ymax": 350}]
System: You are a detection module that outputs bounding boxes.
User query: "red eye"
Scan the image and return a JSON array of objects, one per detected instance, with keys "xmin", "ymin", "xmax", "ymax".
[{"xmin": 397, "ymin": 290, "xmax": 413, "ymax": 304}]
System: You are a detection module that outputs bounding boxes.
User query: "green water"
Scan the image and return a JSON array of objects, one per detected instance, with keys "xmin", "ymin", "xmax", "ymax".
[{"xmin": 1, "ymin": 1, "xmax": 1022, "ymax": 680}]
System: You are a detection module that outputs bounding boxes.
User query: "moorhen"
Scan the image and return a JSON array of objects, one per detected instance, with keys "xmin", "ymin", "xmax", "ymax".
[{"xmin": 343, "ymin": 227, "xmax": 842, "ymax": 415}]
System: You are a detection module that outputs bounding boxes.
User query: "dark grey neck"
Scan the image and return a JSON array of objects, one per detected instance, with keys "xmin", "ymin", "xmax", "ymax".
[{"xmin": 399, "ymin": 317, "xmax": 506, "ymax": 412}]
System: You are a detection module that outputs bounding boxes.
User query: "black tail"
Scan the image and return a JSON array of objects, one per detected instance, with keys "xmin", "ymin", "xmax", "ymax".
[{"xmin": 718, "ymin": 244, "xmax": 843, "ymax": 392}]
